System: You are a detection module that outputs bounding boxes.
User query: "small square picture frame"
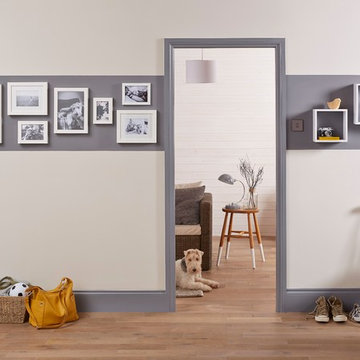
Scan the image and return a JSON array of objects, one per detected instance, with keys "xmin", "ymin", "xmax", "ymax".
[
  {"xmin": 18, "ymin": 121, "xmax": 48, "ymax": 144},
  {"xmin": 122, "ymin": 83, "xmax": 151, "ymax": 106},
  {"xmin": 116, "ymin": 110, "xmax": 157, "ymax": 143},
  {"xmin": 93, "ymin": 97, "xmax": 113, "ymax": 124},
  {"xmin": 7, "ymin": 82, "xmax": 48, "ymax": 116}
]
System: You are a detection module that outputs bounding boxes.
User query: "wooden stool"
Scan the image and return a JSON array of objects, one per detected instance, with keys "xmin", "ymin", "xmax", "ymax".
[{"xmin": 216, "ymin": 208, "xmax": 265, "ymax": 269}]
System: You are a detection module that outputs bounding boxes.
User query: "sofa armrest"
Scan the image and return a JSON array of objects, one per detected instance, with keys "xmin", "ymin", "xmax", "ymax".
[
  {"xmin": 200, "ymin": 192, "xmax": 212, "ymax": 236},
  {"xmin": 200, "ymin": 192, "xmax": 212, "ymax": 270}
]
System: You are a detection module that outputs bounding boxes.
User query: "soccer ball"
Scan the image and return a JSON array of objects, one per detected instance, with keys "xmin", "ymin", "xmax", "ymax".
[{"xmin": 9, "ymin": 282, "xmax": 29, "ymax": 297}]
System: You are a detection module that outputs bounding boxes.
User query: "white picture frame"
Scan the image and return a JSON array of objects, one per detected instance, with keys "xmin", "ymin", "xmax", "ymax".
[
  {"xmin": 18, "ymin": 121, "xmax": 48, "ymax": 144},
  {"xmin": 7, "ymin": 82, "xmax": 48, "ymax": 116},
  {"xmin": 54, "ymin": 88, "xmax": 89, "ymax": 134},
  {"xmin": 116, "ymin": 110, "xmax": 157, "ymax": 143},
  {"xmin": 93, "ymin": 97, "xmax": 113, "ymax": 124},
  {"xmin": 122, "ymin": 83, "xmax": 151, "ymax": 105}
]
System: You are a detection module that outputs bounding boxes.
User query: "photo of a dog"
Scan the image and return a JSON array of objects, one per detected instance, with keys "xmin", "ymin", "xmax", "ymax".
[{"xmin": 176, "ymin": 249, "xmax": 219, "ymax": 292}]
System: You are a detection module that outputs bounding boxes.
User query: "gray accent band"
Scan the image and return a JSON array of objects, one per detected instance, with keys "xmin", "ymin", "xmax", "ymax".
[
  {"xmin": 0, "ymin": 76, "xmax": 164, "ymax": 151},
  {"xmin": 164, "ymin": 38, "xmax": 287, "ymax": 312},
  {"xmin": 287, "ymin": 75, "xmax": 360, "ymax": 149},
  {"xmin": 283, "ymin": 289, "xmax": 360, "ymax": 312},
  {"xmin": 74, "ymin": 291, "xmax": 168, "ymax": 312}
]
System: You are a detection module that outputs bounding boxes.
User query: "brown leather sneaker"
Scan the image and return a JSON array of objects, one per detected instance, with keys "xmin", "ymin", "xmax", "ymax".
[
  {"xmin": 327, "ymin": 296, "xmax": 347, "ymax": 322},
  {"xmin": 308, "ymin": 296, "xmax": 330, "ymax": 323}
]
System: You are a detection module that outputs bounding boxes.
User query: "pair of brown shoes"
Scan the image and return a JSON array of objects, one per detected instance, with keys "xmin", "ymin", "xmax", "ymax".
[{"xmin": 309, "ymin": 295, "xmax": 347, "ymax": 323}]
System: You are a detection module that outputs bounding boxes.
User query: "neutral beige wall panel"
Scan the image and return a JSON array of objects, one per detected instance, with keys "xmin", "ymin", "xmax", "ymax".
[
  {"xmin": 287, "ymin": 150, "xmax": 360, "ymax": 288},
  {"xmin": 0, "ymin": 152, "xmax": 165, "ymax": 291},
  {"xmin": 1, "ymin": 0, "xmax": 360, "ymax": 74}
]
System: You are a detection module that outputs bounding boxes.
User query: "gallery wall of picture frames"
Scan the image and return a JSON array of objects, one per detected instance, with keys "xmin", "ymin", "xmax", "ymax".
[{"xmin": 0, "ymin": 76, "xmax": 164, "ymax": 151}]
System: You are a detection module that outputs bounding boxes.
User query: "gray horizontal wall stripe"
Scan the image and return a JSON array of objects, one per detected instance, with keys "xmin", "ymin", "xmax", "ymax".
[
  {"xmin": 287, "ymin": 75, "xmax": 360, "ymax": 149},
  {"xmin": 74, "ymin": 291, "xmax": 169, "ymax": 312},
  {"xmin": 0, "ymin": 76, "xmax": 164, "ymax": 151},
  {"xmin": 284, "ymin": 289, "xmax": 360, "ymax": 312}
]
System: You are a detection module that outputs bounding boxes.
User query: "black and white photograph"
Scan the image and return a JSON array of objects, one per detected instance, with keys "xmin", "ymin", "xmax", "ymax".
[
  {"xmin": 122, "ymin": 83, "xmax": 151, "ymax": 105},
  {"xmin": 93, "ymin": 97, "xmax": 113, "ymax": 124},
  {"xmin": 116, "ymin": 110, "xmax": 157, "ymax": 143},
  {"xmin": 7, "ymin": 82, "xmax": 48, "ymax": 115},
  {"xmin": 54, "ymin": 88, "xmax": 89, "ymax": 134},
  {"xmin": 17, "ymin": 121, "xmax": 48, "ymax": 144}
]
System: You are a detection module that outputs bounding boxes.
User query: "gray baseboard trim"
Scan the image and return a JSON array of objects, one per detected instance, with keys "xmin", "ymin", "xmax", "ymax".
[
  {"xmin": 74, "ymin": 291, "xmax": 170, "ymax": 312},
  {"xmin": 284, "ymin": 289, "xmax": 360, "ymax": 312}
]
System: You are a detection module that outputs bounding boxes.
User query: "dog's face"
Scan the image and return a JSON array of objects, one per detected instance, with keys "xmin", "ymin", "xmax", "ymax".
[{"xmin": 184, "ymin": 249, "xmax": 204, "ymax": 275}]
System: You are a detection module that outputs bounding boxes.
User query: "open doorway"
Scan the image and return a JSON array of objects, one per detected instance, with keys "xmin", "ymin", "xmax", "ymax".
[{"xmin": 164, "ymin": 38, "xmax": 286, "ymax": 312}]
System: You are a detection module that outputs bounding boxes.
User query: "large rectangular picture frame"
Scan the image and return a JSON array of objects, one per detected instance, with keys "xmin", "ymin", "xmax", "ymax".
[
  {"xmin": 7, "ymin": 82, "xmax": 48, "ymax": 116},
  {"xmin": 116, "ymin": 110, "xmax": 157, "ymax": 143},
  {"xmin": 54, "ymin": 88, "xmax": 89, "ymax": 134}
]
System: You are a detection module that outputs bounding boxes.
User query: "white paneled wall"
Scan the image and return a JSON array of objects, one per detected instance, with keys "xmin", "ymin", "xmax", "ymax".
[{"xmin": 174, "ymin": 48, "xmax": 276, "ymax": 236}]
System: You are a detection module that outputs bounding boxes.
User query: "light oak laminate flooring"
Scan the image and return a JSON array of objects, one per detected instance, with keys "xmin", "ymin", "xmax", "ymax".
[{"xmin": 1, "ymin": 238, "xmax": 360, "ymax": 359}]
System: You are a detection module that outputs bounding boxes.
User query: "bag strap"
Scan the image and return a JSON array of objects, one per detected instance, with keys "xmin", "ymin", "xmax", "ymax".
[
  {"xmin": 0, "ymin": 276, "xmax": 17, "ymax": 290},
  {"xmin": 25, "ymin": 287, "xmax": 69, "ymax": 329}
]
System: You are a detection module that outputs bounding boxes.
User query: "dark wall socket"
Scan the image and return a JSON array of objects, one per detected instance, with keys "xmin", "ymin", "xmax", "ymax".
[{"xmin": 291, "ymin": 119, "xmax": 304, "ymax": 132}]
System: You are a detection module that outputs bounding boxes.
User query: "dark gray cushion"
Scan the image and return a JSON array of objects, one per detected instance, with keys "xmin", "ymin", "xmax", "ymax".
[{"xmin": 175, "ymin": 186, "xmax": 205, "ymax": 225}]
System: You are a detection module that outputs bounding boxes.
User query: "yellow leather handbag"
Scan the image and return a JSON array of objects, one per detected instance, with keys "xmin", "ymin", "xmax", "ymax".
[{"xmin": 24, "ymin": 277, "xmax": 79, "ymax": 329}]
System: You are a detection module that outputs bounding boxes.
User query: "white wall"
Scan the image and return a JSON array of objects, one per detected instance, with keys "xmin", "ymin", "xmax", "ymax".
[
  {"xmin": 0, "ymin": 152, "xmax": 165, "ymax": 291},
  {"xmin": 1, "ymin": 0, "xmax": 360, "ymax": 75},
  {"xmin": 174, "ymin": 48, "xmax": 276, "ymax": 236},
  {"xmin": 287, "ymin": 150, "xmax": 360, "ymax": 288},
  {"xmin": 2, "ymin": 0, "xmax": 360, "ymax": 292}
]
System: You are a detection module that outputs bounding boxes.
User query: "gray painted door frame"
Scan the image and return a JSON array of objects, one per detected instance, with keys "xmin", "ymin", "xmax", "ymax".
[{"xmin": 164, "ymin": 38, "xmax": 286, "ymax": 312}]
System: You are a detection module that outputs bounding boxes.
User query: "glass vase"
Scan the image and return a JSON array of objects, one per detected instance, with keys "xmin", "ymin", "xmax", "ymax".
[{"xmin": 243, "ymin": 188, "xmax": 258, "ymax": 209}]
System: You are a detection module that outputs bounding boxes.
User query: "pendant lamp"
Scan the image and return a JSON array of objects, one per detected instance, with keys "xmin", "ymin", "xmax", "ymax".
[{"xmin": 186, "ymin": 49, "xmax": 216, "ymax": 83}]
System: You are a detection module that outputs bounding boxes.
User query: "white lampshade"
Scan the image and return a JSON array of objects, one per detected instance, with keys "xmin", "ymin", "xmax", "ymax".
[{"xmin": 186, "ymin": 60, "xmax": 216, "ymax": 83}]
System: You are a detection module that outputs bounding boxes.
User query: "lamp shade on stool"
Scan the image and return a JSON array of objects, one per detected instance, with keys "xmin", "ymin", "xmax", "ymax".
[{"xmin": 186, "ymin": 60, "xmax": 216, "ymax": 83}]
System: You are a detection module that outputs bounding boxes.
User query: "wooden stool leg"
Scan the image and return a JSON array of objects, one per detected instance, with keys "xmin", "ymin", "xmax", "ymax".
[
  {"xmin": 247, "ymin": 213, "xmax": 256, "ymax": 269},
  {"xmin": 217, "ymin": 212, "xmax": 229, "ymax": 266},
  {"xmin": 253, "ymin": 213, "xmax": 265, "ymax": 262},
  {"xmin": 225, "ymin": 213, "xmax": 234, "ymax": 260}
]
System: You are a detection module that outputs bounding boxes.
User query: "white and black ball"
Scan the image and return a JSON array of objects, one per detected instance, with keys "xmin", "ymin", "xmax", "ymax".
[{"xmin": 9, "ymin": 282, "xmax": 28, "ymax": 297}]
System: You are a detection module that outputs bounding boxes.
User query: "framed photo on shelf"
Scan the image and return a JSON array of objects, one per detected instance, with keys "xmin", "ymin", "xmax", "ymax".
[
  {"xmin": 93, "ymin": 97, "xmax": 113, "ymax": 124},
  {"xmin": 54, "ymin": 88, "xmax": 89, "ymax": 134},
  {"xmin": 7, "ymin": 82, "xmax": 48, "ymax": 115},
  {"xmin": 122, "ymin": 83, "xmax": 151, "ymax": 105},
  {"xmin": 116, "ymin": 110, "xmax": 157, "ymax": 143},
  {"xmin": 18, "ymin": 121, "xmax": 48, "ymax": 144}
]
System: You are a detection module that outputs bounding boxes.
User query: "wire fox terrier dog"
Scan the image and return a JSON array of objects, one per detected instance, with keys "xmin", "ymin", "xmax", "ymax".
[{"xmin": 176, "ymin": 249, "xmax": 220, "ymax": 292}]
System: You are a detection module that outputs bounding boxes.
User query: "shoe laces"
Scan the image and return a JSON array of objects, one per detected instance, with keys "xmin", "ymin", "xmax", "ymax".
[
  {"xmin": 328, "ymin": 296, "xmax": 345, "ymax": 317},
  {"xmin": 349, "ymin": 303, "xmax": 360, "ymax": 319},
  {"xmin": 306, "ymin": 297, "xmax": 328, "ymax": 319}
]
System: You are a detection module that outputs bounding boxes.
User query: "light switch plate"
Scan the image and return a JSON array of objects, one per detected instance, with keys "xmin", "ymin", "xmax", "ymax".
[{"xmin": 291, "ymin": 119, "xmax": 304, "ymax": 132}]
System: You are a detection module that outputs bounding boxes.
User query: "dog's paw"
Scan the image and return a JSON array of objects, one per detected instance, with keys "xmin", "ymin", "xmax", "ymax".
[
  {"xmin": 211, "ymin": 281, "xmax": 220, "ymax": 289},
  {"xmin": 203, "ymin": 285, "xmax": 212, "ymax": 292}
]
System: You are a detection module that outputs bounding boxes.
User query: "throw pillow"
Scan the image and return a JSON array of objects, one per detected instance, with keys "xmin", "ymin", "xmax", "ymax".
[
  {"xmin": 175, "ymin": 186, "xmax": 205, "ymax": 225},
  {"xmin": 175, "ymin": 181, "xmax": 202, "ymax": 189}
]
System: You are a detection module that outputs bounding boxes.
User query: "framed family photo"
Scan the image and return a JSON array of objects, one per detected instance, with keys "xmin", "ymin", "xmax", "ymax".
[
  {"xmin": 7, "ymin": 82, "xmax": 48, "ymax": 115},
  {"xmin": 122, "ymin": 83, "xmax": 151, "ymax": 105},
  {"xmin": 18, "ymin": 121, "xmax": 48, "ymax": 144},
  {"xmin": 93, "ymin": 97, "xmax": 113, "ymax": 124},
  {"xmin": 116, "ymin": 110, "xmax": 157, "ymax": 143},
  {"xmin": 54, "ymin": 88, "xmax": 89, "ymax": 134}
]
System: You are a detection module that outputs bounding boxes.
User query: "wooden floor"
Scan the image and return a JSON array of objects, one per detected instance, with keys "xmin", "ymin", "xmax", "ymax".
[{"xmin": 1, "ymin": 238, "xmax": 360, "ymax": 359}]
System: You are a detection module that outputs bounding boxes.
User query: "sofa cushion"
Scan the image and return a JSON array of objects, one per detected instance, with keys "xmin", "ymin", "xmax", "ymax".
[
  {"xmin": 175, "ymin": 186, "xmax": 205, "ymax": 225},
  {"xmin": 175, "ymin": 181, "xmax": 202, "ymax": 189},
  {"xmin": 175, "ymin": 224, "xmax": 201, "ymax": 236}
]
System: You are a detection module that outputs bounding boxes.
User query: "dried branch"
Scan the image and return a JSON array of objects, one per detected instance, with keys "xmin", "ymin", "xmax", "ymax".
[{"xmin": 238, "ymin": 158, "xmax": 264, "ymax": 190}]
